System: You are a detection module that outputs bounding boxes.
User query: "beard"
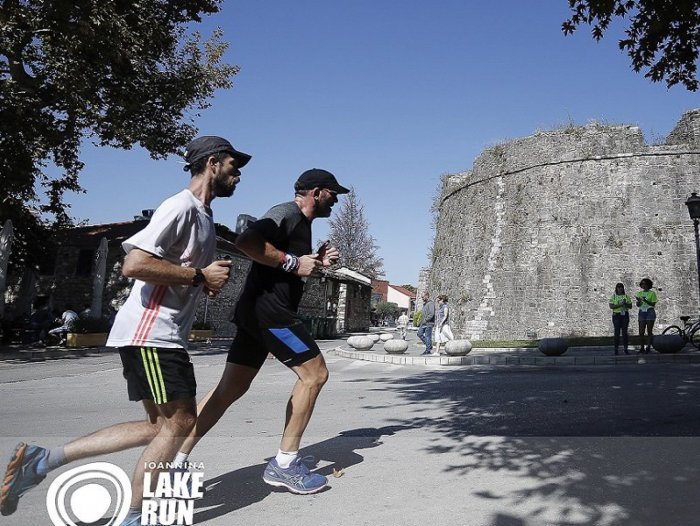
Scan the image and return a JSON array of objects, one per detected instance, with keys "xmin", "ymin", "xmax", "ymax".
[
  {"xmin": 315, "ymin": 202, "xmax": 333, "ymax": 217},
  {"xmin": 213, "ymin": 175, "xmax": 235, "ymax": 197}
]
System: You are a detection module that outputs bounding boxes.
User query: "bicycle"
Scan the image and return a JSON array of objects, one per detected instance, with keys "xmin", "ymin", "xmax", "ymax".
[{"xmin": 661, "ymin": 315, "xmax": 700, "ymax": 348}]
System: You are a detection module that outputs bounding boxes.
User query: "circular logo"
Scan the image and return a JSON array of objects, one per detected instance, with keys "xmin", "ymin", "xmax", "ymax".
[{"xmin": 46, "ymin": 462, "xmax": 132, "ymax": 526}]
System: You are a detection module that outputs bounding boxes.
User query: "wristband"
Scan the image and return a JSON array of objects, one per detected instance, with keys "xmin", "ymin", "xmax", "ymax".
[
  {"xmin": 192, "ymin": 268, "xmax": 205, "ymax": 287},
  {"xmin": 281, "ymin": 253, "xmax": 299, "ymax": 273}
]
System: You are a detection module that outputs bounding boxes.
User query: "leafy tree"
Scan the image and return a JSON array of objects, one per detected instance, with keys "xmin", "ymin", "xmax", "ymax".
[
  {"xmin": 400, "ymin": 284, "xmax": 417, "ymax": 294},
  {"xmin": 0, "ymin": 0, "xmax": 238, "ymax": 270},
  {"xmin": 327, "ymin": 187, "xmax": 384, "ymax": 278},
  {"xmin": 562, "ymin": 0, "xmax": 700, "ymax": 90},
  {"xmin": 375, "ymin": 301, "xmax": 400, "ymax": 322}
]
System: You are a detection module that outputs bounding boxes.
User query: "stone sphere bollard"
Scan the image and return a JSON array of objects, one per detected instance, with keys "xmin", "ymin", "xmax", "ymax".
[
  {"xmin": 652, "ymin": 334, "xmax": 685, "ymax": 354},
  {"xmin": 445, "ymin": 340, "xmax": 472, "ymax": 356},
  {"xmin": 367, "ymin": 333, "xmax": 381, "ymax": 343},
  {"xmin": 538, "ymin": 338, "xmax": 568, "ymax": 356},
  {"xmin": 350, "ymin": 336, "xmax": 375, "ymax": 351},
  {"xmin": 384, "ymin": 339, "xmax": 408, "ymax": 354},
  {"xmin": 346, "ymin": 336, "xmax": 362, "ymax": 348},
  {"xmin": 379, "ymin": 333, "xmax": 394, "ymax": 342}
]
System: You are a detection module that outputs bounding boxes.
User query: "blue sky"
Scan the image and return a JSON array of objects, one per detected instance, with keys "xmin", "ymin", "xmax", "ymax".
[{"xmin": 65, "ymin": 1, "xmax": 699, "ymax": 285}]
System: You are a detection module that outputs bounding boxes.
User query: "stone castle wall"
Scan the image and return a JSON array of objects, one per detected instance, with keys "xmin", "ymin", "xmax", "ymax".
[{"xmin": 430, "ymin": 109, "xmax": 700, "ymax": 340}]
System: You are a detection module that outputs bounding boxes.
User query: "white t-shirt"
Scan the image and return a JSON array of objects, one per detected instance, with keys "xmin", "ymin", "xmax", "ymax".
[{"xmin": 107, "ymin": 189, "xmax": 216, "ymax": 349}]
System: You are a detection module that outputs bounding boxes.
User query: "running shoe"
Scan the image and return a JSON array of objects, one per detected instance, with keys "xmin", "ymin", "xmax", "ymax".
[
  {"xmin": 168, "ymin": 465, "xmax": 205, "ymax": 499},
  {"xmin": 119, "ymin": 514, "xmax": 142, "ymax": 526},
  {"xmin": 262, "ymin": 456, "xmax": 327, "ymax": 494},
  {"xmin": 0, "ymin": 443, "xmax": 48, "ymax": 516}
]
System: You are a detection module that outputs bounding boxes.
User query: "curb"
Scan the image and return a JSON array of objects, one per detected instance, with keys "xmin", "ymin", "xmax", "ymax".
[{"xmin": 330, "ymin": 346, "xmax": 700, "ymax": 367}]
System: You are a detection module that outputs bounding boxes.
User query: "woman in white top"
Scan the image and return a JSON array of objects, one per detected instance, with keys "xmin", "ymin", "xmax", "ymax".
[{"xmin": 434, "ymin": 294, "xmax": 454, "ymax": 356}]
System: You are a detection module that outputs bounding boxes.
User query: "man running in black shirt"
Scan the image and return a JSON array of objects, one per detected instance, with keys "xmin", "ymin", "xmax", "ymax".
[{"xmin": 176, "ymin": 168, "xmax": 348, "ymax": 494}]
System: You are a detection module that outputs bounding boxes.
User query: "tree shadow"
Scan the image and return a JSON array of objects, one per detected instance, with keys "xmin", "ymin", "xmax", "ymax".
[
  {"xmin": 194, "ymin": 425, "xmax": 408, "ymax": 523},
  {"xmin": 371, "ymin": 367, "xmax": 700, "ymax": 525}
]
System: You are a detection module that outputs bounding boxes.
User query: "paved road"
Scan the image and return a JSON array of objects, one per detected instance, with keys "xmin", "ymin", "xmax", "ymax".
[{"xmin": 1, "ymin": 339, "xmax": 700, "ymax": 526}]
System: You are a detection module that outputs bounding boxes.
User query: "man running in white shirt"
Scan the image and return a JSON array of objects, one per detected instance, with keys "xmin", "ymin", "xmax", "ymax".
[{"xmin": 0, "ymin": 136, "xmax": 251, "ymax": 526}]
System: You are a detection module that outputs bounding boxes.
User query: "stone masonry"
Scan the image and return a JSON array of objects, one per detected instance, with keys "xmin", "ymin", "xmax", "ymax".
[{"xmin": 429, "ymin": 109, "xmax": 700, "ymax": 340}]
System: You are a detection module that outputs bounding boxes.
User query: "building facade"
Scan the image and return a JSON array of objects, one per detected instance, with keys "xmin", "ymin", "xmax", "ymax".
[{"xmin": 3, "ymin": 218, "xmax": 371, "ymax": 338}]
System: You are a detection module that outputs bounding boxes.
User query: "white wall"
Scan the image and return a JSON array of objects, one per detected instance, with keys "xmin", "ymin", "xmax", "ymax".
[{"xmin": 387, "ymin": 287, "xmax": 411, "ymax": 310}]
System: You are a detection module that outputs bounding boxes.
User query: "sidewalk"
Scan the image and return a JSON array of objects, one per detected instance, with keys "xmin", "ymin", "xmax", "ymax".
[
  {"xmin": 0, "ymin": 338, "xmax": 233, "ymax": 362},
  {"xmin": 331, "ymin": 330, "xmax": 700, "ymax": 367},
  {"xmin": 0, "ymin": 342, "xmax": 111, "ymax": 362},
  {"xmin": 3, "ymin": 332, "xmax": 698, "ymax": 367}
]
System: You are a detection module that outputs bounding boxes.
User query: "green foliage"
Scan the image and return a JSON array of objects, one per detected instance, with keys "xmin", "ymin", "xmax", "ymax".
[
  {"xmin": 70, "ymin": 317, "xmax": 112, "ymax": 334},
  {"xmin": 562, "ymin": 0, "xmax": 700, "ymax": 91},
  {"xmin": 0, "ymin": 0, "xmax": 238, "ymax": 268},
  {"xmin": 375, "ymin": 301, "xmax": 400, "ymax": 320},
  {"xmin": 413, "ymin": 310, "xmax": 422, "ymax": 327},
  {"xmin": 400, "ymin": 284, "xmax": 417, "ymax": 293}
]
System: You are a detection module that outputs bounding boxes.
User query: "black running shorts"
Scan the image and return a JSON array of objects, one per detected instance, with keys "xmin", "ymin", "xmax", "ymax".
[
  {"xmin": 118, "ymin": 346, "xmax": 196, "ymax": 403},
  {"xmin": 227, "ymin": 322, "xmax": 321, "ymax": 370}
]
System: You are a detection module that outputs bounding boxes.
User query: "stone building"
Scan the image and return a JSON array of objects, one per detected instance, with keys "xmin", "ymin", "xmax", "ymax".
[
  {"xmin": 3, "ymin": 217, "xmax": 371, "ymax": 338},
  {"xmin": 429, "ymin": 109, "xmax": 700, "ymax": 340}
]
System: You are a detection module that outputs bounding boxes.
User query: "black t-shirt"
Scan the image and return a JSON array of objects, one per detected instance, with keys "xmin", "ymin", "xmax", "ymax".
[{"xmin": 234, "ymin": 201, "xmax": 312, "ymax": 328}]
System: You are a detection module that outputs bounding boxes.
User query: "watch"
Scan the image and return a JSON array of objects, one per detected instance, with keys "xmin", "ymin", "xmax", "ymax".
[{"xmin": 192, "ymin": 268, "xmax": 205, "ymax": 287}]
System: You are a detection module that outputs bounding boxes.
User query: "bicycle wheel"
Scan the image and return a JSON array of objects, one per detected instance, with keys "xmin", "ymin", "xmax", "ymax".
[
  {"xmin": 662, "ymin": 325, "xmax": 683, "ymax": 337},
  {"xmin": 690, "ymin": 326, "xmax": 700, "ymax": 349}
]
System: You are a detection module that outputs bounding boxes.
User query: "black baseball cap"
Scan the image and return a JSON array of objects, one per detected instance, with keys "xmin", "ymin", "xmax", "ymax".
[
  {"xmin": 294, "ymin": 168, "xmax": 350, "ymax": 194},
  {"xmin": 183, "ymin": 136, "xmax": 251, "ymax": 171}
]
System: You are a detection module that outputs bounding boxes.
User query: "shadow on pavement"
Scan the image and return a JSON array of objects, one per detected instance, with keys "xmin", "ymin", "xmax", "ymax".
[
  {"xmin": 194, "ymin": 425, "xmax": 407, "ymax": 523},
  {"xmin": 366, "ymin": 367, "xmax": 700, "ymax": 526}
]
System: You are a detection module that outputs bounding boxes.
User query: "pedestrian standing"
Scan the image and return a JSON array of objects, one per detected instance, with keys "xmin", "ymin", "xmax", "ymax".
[
  {"xmin": 434, "ymin": 294, "xmax": 454, "ymax": 355},
  {"xmin": 175, "ymin": 168, "xmax": 348, "ymax": 495},
  {"xmin": 609, "ymin": 282, "xmax": 632, "ymax": 355},
  {"xmin": 0, "ymin": 136, "xmax": 250, "ymax": 526},
  {"xmin": 417, "ymin": 292, "xmax": 435, "ymax": 355},
  {"xmin": 636, "ymin": 278, "xmax": 657, "ymax": 354}
]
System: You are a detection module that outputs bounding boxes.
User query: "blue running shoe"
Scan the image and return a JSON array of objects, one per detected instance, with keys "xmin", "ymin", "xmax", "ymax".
[
  {"xmin": 119, "ymin": 514, "xmax": 142, "ymax": 526},
  {"xmin": 119, "ymin": 513, "xmax": 147, "ymax": 526},
  {"xmin": 0, "ymin": 442, "xmax": 48, "ymax": 516},
  {"xmin": 262, "ymin": 456, "xmax": 327, "ymax": 494}
]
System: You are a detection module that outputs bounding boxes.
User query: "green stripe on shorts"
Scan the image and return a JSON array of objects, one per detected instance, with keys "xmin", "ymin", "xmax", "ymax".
[
  {"xmin": 141, "ymin": 347, "xmax": 161, "ymax": 404},
  {"xmin": 151, "ymin": 348, "xmax": 168, "ymax": 404}
]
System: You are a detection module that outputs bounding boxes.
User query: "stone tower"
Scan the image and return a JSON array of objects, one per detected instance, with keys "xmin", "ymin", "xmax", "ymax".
[{"xmin": 429, "ymin": 109, "xmax": 700, "ymax": 340}]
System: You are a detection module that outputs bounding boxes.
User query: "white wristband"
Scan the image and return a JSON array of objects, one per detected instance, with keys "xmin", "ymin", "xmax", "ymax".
[{"xmin": 281, "ymin": 253, "xmax": 299, "ymax": 273}]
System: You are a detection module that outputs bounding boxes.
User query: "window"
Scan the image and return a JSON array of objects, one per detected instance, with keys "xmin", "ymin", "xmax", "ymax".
[{"xmin": 75, "ymin": 249, "xmax": 95, "ymax": 276}]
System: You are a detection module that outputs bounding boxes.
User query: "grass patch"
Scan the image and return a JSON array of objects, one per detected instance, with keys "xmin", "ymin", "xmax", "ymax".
[
  {"xmin": 473, "ymin": 336, "xmax": 644, "ymax": 348},
  {"xmin": 472, "ymin": 340, "xmax": 538, "ymax": 348}
]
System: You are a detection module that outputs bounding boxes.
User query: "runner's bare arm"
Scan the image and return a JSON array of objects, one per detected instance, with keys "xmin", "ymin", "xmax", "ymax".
[{"xmin": 122, "ymin": 248, "xmax": 231, "ymax": 290}]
